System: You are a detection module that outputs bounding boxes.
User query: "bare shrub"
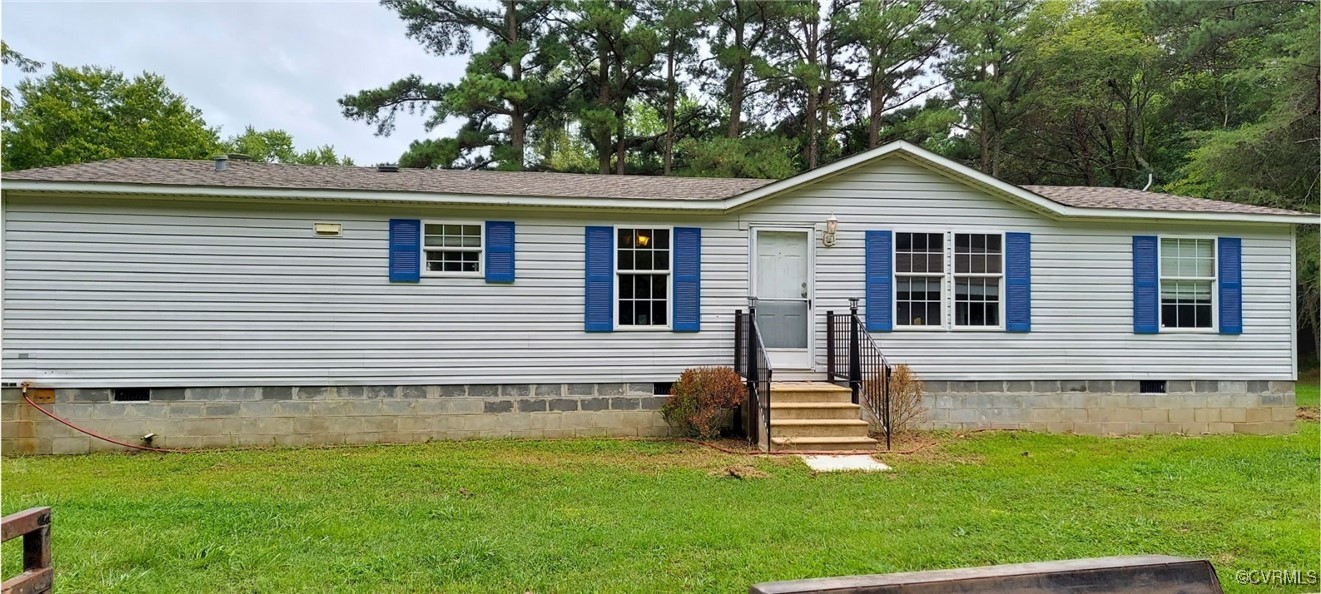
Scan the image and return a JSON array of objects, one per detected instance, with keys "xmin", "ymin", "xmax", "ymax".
[
  {"xmin": 661, "ymin": 366, "xmax": 747, "ymax": 439},
  {"xmin": 860, "ymin": 363, "xmax": 926, "ymax": 436}
]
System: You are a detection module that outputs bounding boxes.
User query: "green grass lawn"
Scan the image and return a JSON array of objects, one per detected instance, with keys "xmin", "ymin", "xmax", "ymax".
[
  {"xmin": 4, "ymin": 426, "xmax": 1317, "ymax": 593},
  {"xmin": 1296, "ymin": 369, "xmax": 1319, "ymax": 408}
]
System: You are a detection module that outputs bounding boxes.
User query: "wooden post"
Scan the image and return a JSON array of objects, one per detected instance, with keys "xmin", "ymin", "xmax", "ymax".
[{"xmin": 2, "ymin": 506, "xmax": 53, "ymax": 594}]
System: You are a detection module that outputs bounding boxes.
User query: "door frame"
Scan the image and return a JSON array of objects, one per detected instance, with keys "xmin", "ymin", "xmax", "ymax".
[{"xmin": 749, "ymin": 225, "xmax": 816, "ymax": 370}]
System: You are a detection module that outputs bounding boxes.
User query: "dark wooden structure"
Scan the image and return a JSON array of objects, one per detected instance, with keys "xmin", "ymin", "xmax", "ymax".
[
  {"xmin": 749, "ymin": 556, "xmax": 1222, "ymax": 594},
  {"xmin": 2, "ymin": 507, "xmax": 52, "ymax": 594}
]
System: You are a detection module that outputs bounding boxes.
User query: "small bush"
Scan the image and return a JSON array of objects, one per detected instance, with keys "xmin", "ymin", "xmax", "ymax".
[
  {"xmin": 660, "ymin": 366, "xmax": 747, "ymax": 439},
  {"xmin": 861, "ymin": 363, "xmax": 926, "ymax": 437}
]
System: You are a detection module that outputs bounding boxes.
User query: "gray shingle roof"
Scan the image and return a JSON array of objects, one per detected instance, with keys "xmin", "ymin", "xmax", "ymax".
[
  {"xmin": 3, "ymin": 157, "xmax": 1313, "ymax": 219},
  {"xmin": 1024, "ymin": 185, "xmax": 1311, "ymax": 217},
  {"xmin": 1, "ymin": 158, "xmax": 776, "ymax": 201}
]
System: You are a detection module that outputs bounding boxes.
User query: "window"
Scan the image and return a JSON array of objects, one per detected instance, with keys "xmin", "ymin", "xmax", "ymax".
[
  {"xmin": 617, "ymin": 228, "xmax": 670, "ymax": 327},
  {"xmin": 423, "ymin": 223, "xmax": 482, "ymax": 274},
  {"xmin": 113, "ymin": 388, "xmax": 150, "ymax": 402},
  {"xmin": 953, "ymin": 233, "xmax": 1002, "ymax": 327},
  {"xmin": 895, "ymin": 232, "xmax": 944, "ymax": 326},
  {"xmin": 1160, "ymin": 237, "xmax": 1215, "ymax": 329},
  {"xmin": 1139, "ymin": 380, "xmax": 1167, "ymax": 394},
  {"xmin": 894, "ymin": 231, "xmax": 1005, "ymax": 329}
]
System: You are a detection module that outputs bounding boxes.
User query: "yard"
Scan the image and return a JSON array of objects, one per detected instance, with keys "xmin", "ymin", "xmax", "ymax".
[{"xmin": 4, "ymin": 420, "xmax": 1317, "ymax": 594}]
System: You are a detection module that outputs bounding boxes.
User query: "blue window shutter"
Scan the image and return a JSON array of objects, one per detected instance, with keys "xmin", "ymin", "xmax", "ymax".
[
  {"xmin": 485, "ymin": 221, "xmax": 516, "ymax": 283},
  {"xmin": 672, "ymin": 227, "xmax": 701, "ymax": 332},
  {"xmin": 865, "ymin": 230, "xmax": 893, "ymax": 332},
  {"xmin": 1219, "ymin": 237, "xmax": 1242, "ymax": 335},
  {"xmin": 1005, "ymin": 232, "xmax": 1031, "ymax": 332},
  {"xmin": 584, "ymin": 226, "xmax": 614, "ymax": 332},
  {"xmin": 1133, "ymin": 235, "xmax": 1159, "ymax": 334},
  {"xmin": 388, "ymin": 219, "xmax": 421, "ymax": 283}
]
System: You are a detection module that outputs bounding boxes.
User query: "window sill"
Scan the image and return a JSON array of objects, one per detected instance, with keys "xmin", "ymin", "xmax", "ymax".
[
  {"xmin": 422, "ymin": 272, "xmax": 484, "ymax": 279},
  {"xmin": 1157, "ymin": 328, "xmax": 1220, "ymax": 334},
  {"xmin": 613, "ymin": 325, "xmax": 673, "ymax": 332},
  {"xmin": 892, "ymin": 326, "xmax": 1008, "ymax": 332}
]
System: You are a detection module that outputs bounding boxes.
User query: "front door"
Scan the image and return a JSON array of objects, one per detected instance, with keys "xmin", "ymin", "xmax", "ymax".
[{"xmin": 752, "ymin": 228, "xmax": 813, "ymax": 369}]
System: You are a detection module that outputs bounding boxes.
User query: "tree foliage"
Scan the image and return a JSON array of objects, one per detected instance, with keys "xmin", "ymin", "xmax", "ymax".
[
  {"xmin": 3, "ymin": 62, "xmax": 355, "ymax": 171},
  {"xmin": 352, "ymin": 0, "xmax": 1318, "ymax": 356},
  {"xmin": 2, "ymin": 65, "xmax": 220, "ymax": 171},
  {"xmin": 223, "ymin": 126, "xmax": 355, "ymax": 166}
]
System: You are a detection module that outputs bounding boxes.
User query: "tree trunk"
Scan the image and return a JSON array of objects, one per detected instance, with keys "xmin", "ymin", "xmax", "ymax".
[
  {"xmin": 979, "ymin": 106, "xmax": 991, "ymax": 174},
  {"xmin": 506, "ymin": 0, "xmax": 524, "ymax": 170},
  {"xmin": 597, "ymin": 34, "xmax": 612, "ymax": 175},
  {"xmin": 616, "ymin": 104, "xmax": 627, "ymax": 175},
  {"xmin": 663, "ymin": 34, "xmax": 677, "ymax": 175},
  {"xmin": 868, "ymin": 72, "xmax": 882, "ymax": 148},
  {"xmin": 727, "ymin": 6, "xmax": 746, "ymax": 139},
  {"xmin": 804, "ymin": 14, "xmax": 819, "ymax": 169}
]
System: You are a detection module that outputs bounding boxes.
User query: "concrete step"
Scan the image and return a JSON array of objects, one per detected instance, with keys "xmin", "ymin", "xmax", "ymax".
[
  {"xmin": 769, "ymin": 382, "xmax": 853, "ymax": 404},
  {"xmin": 769, "ymin": 436, "xmax": 879, "ymax": 453},
  {"xmin": 770, "ymin": 418, "xmax": 871, "ymax": 438},
  {"xmin": 769, "ymin": 402, "xmax": 863, "ymax": 421}
]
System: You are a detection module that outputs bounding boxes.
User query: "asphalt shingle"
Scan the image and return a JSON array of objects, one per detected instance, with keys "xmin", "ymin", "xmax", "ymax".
[
  {"xmin": 2, "ymin": 158, "xmax": 775, "ymax": 201},
  {"xmin": 1023, "ymin": 184, "xmax": 1311, "ymax": 217},
  {"xmin": 4, "ymin": 157, "xmax": 1314, "ymax": 218}
]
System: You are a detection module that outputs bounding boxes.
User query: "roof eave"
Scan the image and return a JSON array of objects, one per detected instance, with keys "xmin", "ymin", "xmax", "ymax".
[
  {"xmin": 0, "ymin": 180, "xmax": 723, "ymax": 212},
  {"xmin": 4, "ymin": 171, "xmax": 1315, "ymax": 224}
]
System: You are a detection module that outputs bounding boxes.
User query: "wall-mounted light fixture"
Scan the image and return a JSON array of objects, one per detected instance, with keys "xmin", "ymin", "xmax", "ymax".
[
  {"xmin": 313, "ymin": 222, "xmax": 343, "ymax": 237},
  {"xmin": 823, "ymin": 213, "xmax": 838, "ymax": 247}
]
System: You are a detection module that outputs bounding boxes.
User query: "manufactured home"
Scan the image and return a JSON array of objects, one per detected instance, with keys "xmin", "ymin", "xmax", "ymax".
[{"xmin": 1, "ymin": 142, "xmax": 1312, "ymax": 454}]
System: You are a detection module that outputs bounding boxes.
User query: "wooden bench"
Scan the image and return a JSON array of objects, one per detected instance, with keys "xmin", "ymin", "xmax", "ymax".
[
  {"xmin": 750, "ymin": 555, "xmax": 1223, "ymax": 594},
  {"xmin": 2, "ymin": 507, "xmax": 52, "ymax": 594}
]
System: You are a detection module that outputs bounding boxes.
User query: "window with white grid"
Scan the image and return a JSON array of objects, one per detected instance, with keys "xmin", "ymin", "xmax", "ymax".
[
  {"xmin": 1160, "ymin": 237, "xmax": 1215, "ymax": 329},
  {"xmin": 423, "ymin": 223, "xmax": 483, "ymax": 274},
  {"xmin": 617, "ymin": 228, "xmax": 670, "ymax": 327},
  {"xmin": 895, "ymin": 232, "xmax": 944, "ymax": 327},
  {"xmin": 953, "ymin": 233, "xmax": 1003, "ymax": 327}
]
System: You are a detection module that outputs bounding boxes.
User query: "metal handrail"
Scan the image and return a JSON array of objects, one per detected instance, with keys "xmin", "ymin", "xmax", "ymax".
[
  {"xmin": 733, "ymin": 307, "xmax": 773, "ymax": 451},
  {"xmin": 826, "ymin": 299, "xmax": 893, "ymax": 449}
]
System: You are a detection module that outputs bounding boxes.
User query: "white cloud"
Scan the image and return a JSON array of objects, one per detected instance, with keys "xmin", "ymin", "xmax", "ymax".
[{"xmin": 1, "ymin": 1, "xmax": 469, "ymax": 165}]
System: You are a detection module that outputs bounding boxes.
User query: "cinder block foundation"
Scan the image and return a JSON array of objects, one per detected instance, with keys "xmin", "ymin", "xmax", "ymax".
[
  {"xmin": 921, "ymin": 379, "xmax": 1295, "ymax": 435},
  {"xmin": 0, "ymin": 383, "xmax": 669, "ymax": 455}
]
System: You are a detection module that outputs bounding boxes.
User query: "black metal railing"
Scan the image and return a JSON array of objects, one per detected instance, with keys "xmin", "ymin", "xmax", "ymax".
[
  {"xmin": 734, "ymin": 306, "xmax": 772, "ymax": 451},
  {"xmin": 826, "ymin": 298, "xmax": 893, "ymax": 449}
]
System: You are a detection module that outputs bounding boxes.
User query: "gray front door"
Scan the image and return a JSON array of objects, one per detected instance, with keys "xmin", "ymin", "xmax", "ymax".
[{"xmin": 752, "ymin": 228, "xmax": 813, "ymax": 369}]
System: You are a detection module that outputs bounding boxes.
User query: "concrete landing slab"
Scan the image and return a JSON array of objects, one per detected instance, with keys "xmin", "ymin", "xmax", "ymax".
[{"xmin": 800, "ymin": 454, "xmax": 891, "ymax": 473}]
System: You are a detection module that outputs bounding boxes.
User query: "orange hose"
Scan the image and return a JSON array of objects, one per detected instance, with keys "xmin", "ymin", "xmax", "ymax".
[{"xmin": 23, "ymin": 394, "xmax": 185, "ymax": 454}]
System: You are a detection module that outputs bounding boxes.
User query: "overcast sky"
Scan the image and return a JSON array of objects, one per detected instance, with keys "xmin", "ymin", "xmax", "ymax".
[{"xmin": 2, "ymin": 1, "xmax": 468, "ymax": 165}]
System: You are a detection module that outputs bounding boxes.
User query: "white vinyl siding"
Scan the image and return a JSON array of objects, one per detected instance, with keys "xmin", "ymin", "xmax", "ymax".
[{"xmin": 0, "ymin": 156, "xmax": 1297, "ymax": 386}]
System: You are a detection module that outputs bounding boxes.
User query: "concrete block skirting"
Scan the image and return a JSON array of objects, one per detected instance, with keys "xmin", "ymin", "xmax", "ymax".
[
  {"xmin": 0, "ymin": 383, "xmax": 667, "ymax": 455},
  {"xmin": 921, "ymin": 380, "xmax": 1296, "ymax": 436}
]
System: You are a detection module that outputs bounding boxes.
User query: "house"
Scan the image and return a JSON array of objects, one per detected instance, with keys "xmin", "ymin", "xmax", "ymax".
[{"xmin": 1, "ymin": 142, "xmax": 1312, "ymax": 455}]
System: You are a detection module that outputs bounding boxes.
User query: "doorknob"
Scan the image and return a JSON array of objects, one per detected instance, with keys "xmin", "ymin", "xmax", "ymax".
[{"xmin": 801, "ymin": 282, "xmax": 808, "ymax": 298}]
